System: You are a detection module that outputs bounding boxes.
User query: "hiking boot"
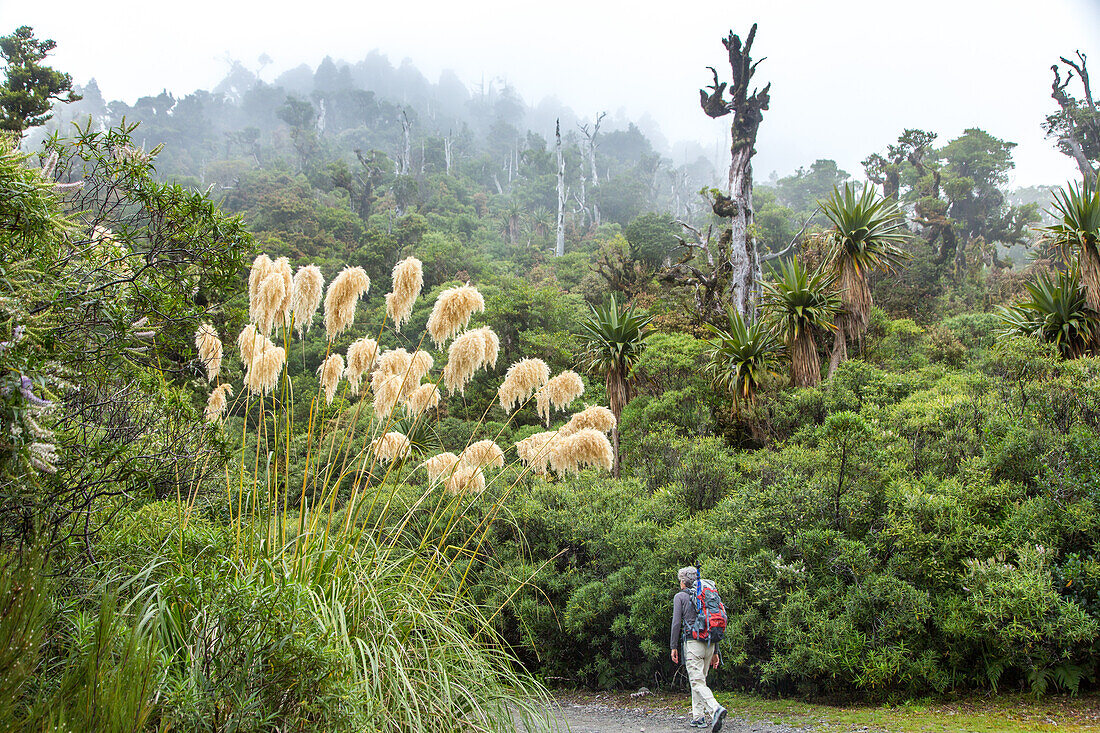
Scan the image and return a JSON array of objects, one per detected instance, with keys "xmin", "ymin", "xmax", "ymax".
[
  {"xmin": 711, "ymin": 705, "xmax": 728, "ymax": 732},
  {"xmin": 688, "ymin": 717, "xmax": 707, "ymax": 728}
]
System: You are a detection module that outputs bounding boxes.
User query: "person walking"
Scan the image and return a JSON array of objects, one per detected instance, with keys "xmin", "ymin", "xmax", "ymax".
[{"xmin": 670, "ymin": 566, "xmax": 728, "ymax": 730}]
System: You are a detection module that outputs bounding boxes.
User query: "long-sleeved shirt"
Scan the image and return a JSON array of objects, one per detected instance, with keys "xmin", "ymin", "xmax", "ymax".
[{"xmin": 669, "ymin": 588, "xmax": 697, "ymax": 650}]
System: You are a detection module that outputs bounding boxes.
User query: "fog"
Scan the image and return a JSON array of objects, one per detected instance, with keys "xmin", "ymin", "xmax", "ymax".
[{"xmin": 7, "ymin": 0, "xmax": 1099, "ymax": 185}]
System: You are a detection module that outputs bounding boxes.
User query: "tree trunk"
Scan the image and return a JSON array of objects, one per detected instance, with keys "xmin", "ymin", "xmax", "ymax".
[
  {"xmin": 790, "ymin": 329, "xmax": 821, "ymax": 387},
  {"xmin": 607, "ymin": 367, "xmax": 627, "ymax": 478},
  {"xmin": 828, "ymin": 330, "xmax": 847, "ymax": 379},
  {"xmin": 556, "ymin": 119, "xmax": 566, "ymax": 258},
  {"xmin": 698, "ymin": 26, "xmax": 771, "ymax": 323}
]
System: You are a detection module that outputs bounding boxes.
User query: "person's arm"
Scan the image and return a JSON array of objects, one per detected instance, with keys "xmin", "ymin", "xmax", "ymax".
[{"xmin": 669, "ymin": 593, "xmax": 683, "ymax": 662}]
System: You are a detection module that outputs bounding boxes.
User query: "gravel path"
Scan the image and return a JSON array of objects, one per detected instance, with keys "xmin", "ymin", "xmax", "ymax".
[{"xmin": 523, "ymin": 691, "xmax": 817, "ymax": 733}]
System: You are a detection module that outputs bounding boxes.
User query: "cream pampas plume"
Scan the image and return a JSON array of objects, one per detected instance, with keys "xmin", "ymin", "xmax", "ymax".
[
  {"xmin": 426, "ymin": 284, "xmax": 485, "ymax": 347},
  {"xmin": 205, "ymin": 383, "xmax": 233, "ymax": 423},
  {"xmin": 422, "ymin": 452, "xmax": 460, "ymax": 484},
  {"xmin": 256, "ymin": 270, "xmax": 287, "ymax": 336},
  {"xmin": 442, "ymin": 328, "xmax": 499, "ymax": 395},
  {"xmin": 371, "ymin": 374, "xmax": 402, "ymax": 419},
  {"xmin": 548, "ymin": 428, "xmax": 614, "ymax": 476},
  {"xmin": 324, "ymin": 266, "xmax": 370, "ymax": 340},
  {"xmin": 498, "ymin": 358, "xmax": 550, "ymax": 412},
  {"xmin": 445, "ymin": 465, "xmax": 485, "ymax": 495},
  {"xmin": 409, "ymin": 350, "xmax": 434, "ymax": 381},
  {"xmin": 516, "ymin": 431, "xmax": 558, "ymax": 474},
  {"xmin": 237, "ymin": 324, "xmax": 273, "ymax": 367},
  {"xmin": 560, "ymin": 405, "xmax": 616, "ymax": 437},
  {"xmin": 377, "ymin": 348, "xmax": 420, "ymax": 398},
  {"xmin": 291, "ymin": 264, "xmax": 324, "ymax": 335},
  {"xmin": 243, "ymin": 343, "xmax": 286, "ymax": 395},
  {"xmin": 319, "ymin": 353, "xmax": 344, "ymax": 405},
  {"xmin": 536, "ymin": 370, "xmax": 584, "ymax": 425},
  {"xmin": 272, "ymin": 256, "xmax": 294, "ymax": 329},
  {"xmin": 460, "ymin": 440, "xmax": 505, "ymax": 470},
  {"xmin": 372, "ymin": 431, "xmax": 412, "ymax": 462},
  {"xmin": 386, "ymin": 257, "xmax": 424, "ymax": 332},
  {"xmin": 248, "ymin": 254, "xmax": 273, "ymax": 325},
  {"xmin": 194, "ymin": 323, "xmax": 223, "ymax": 381},
  {"xmin": 345, "ymin": 338, "xmax": 379, "ymax": 393},
  {"xmin": 405, "ymin": 383, "xmax": 441, "ymax": 415}
]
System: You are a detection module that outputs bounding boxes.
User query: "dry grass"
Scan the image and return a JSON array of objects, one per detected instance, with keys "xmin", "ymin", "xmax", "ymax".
[
  {"xmin": 421, "ymin": 452, "xmax": 460, "ymax": 484},
  {"xmin": 204, "ymin": 383, "xmax": 233, "ymax": 423},
  {"xmin": 324, "ymin": 266, "xmax": 370, "ymax": 340},
  {"xmin": 371, "ymin": 431, "xmax": 412, "ymax": 462},
  {"xmin": 405, "ymin": 383, "xmax": 441, "ymax": 415},
  {"xmin": 498, "ymin": 358, "xmax": 550, "ymax": 412},
  {"xmin": 290, "ymin": 264, "xmax": 324, "ymax": 335},
  {"xmin": 194, "ymin": 323, "xmax": 222, "ymax": 382},
  {"xmin": 559, "ymin": 405, "xmax": 615, "ymax": 437},
  {"xmin": 547, "ymin": 428, "xmax": 613, "ymax": 475},
  {"xmin": 318, "ymin": 353, "xmax": 344, "ymax": 405},
  {"xmin": 345, "ymin": 337, "xmax": 379, "ymax": 393},
  {"xmin": 460, "ymin": 440, "xmax": 505, "ymax": 470},
  {"xmin": 536, "ymin": 371, "xmax": 584, "ymax": 425}
]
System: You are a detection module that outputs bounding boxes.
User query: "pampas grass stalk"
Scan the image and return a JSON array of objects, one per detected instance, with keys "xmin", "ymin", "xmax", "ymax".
[
  {"xmin": 324, "ymin": 266, "xmax": 371, "ymax": 340},
  {"xmin": 386, "ymin": 257, "xmax": 424, "ymax": 332},
  {"xmin": 421, "ymin": 452, "xmax": 460, "ymax": 484},
  {"xmin": 559, "ymin": 404, "xmax": 616, "ymax": 437},
  {"xmin": 426, "ymin": 284, "xmax": 485, "ymax": 347},
  {"xmin": 291, "ymin": 264, "xmax": 324, "ymax": 335},
  {"xmin": 498, "ymin": 358, "xmax": 549, "ymax": 412},
  {"xmin": 204, "ymin": 383, "xmax": 233, "ymax": 423},
  {"xmin": 372, "ymin": 431, "xmax": 412, "ymax": 462},
  {"xmin": 248, "ymin": 254, "xmax": 273, "ymax": 325},
  {"xmin": 535, "ymin": 370, "xmax": 584, "ymax": 425},
  {"xmin": 548, "ymin": 428, "xmax": 614, "ymax": 475},
  {"xmin": 460, "ymin": 440, "xmax": 505, "ymax": 470},
  {"xmin": 443, "ymin": 329, "xmax": 497, "ymax": 395},
  {"xmin": 345, "ymin": 337, "xmax": 379, "ymax": 393},
  {"xmin": 445, "ymin": 465, "xmax": 485, "ymax": 495},
  {"xmin": 194, "ymin": 323, "xmax": 223, "ymax": 381},
  {"xmin": 319, "ymin": 353, "xmax": 344, "ymax": 405}
]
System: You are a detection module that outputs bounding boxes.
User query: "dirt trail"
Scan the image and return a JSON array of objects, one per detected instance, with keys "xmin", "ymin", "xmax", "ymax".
[{"xmin": 526, "ymin": 691, "xmax": 817, "ymax": 733}]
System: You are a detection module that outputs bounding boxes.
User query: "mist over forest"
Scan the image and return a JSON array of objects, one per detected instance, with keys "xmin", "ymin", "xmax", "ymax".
[{"xmin": 5, "ymin": 15, "xmax": 1100, "ymax": 732}]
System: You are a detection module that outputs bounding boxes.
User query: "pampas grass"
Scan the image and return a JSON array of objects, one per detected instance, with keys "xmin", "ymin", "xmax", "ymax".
[
  {"xmin": 319, "ymin": 353, "xmax": 344, "ymax": 405},
  {"xmin": 204, "ymin": 383, "xmax": 233, "ymax": 423},
  {"xmin": 443, "ymin": 329, "xmax": 497, "ymax": 395},
  {"xmin": 371, "ymin": 373, "xmax": 403, "ymax": 419},
  {"xmin": 515, "ymin": 431, "xmax": 558, "ymax": 475},
  {"xmin": 460, "ymin": 440, "xmax": 505, "ymax": 470},
  {"xmin": 445, "ymin": 465, "xmax": 485, "ymax": 495},
  {"xmin": 386, "ymin": 257, "xmax": 424, "ymax": 332},
  {"xmin": 291, "ymin": 264, "xmax": 324, "ymax": 335},
  {"xmin": 272, "ymin": 256, "xmax": 294, "ymax": 329},
  {"xmin": 560, "ymin": 405, "xmax": 616, "ymax": 436},
  {"xmin": 248, "ymin": 254, "xmax": 273, "ymax": 325},
  {"xmin": 498, "ymin": 358, "xmax": 550, "ymax": 412},
  {"xmin": 409, "ymin": 350, "xmax": 434, "ymax": 381},
  {"xmin": 405, "ymin": 383, "xmax": 441, "ymax": 415},
  {"xmin": 194, "ymin": 323, "xmax": 223, "ymax": 382},
  {"xmin": 237, "ymin": 324, "xmax": 273, "ymax": 366},
  {"xmin": 243, "ymin": 342, "xmax": 286, "ymax": 395},
  {"xmin": 535, "ymin": 370, "xmax": 584, "ymax": 425},
  {"xmin": 324, "ymin": 266, "xmax": 371, "ymax": 340},
  {"xmin": 377, "ymin": 348, "xmax": 412, "ymax": 377},
  {"xmin": 421, "ymin": 452, "xmax": 460, "ymax": 484},
  {"xmin": 345, "ymin": 337, "xmax": 379, "ymax": 393},
  {"xmin": 426, "ymin": 284, "xmax": 485, "ymax": 347},
  {"xmin": 548, "ymin": 428, "xmax": 614, "ymax": 476},
  {"xmin": 372, "ymin": 431, "xmax": 412, "ymax": 462}
]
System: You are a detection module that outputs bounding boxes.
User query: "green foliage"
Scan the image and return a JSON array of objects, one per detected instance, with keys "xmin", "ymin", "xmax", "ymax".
[
  {"xmin": 704, "ymin": 310, "xmax": 781, "ymax": 406},
  {"xmin": 0, "ymin": 26, "xmax": 80, "ymax": 134},
  {"xmin": 998, "ymin": 270, "xmax": 1098, "ymax": 358},
  {"xmin": 821, "ymin": 183, "xmax": 911, "ymax": 273},
  {"xmin": 1042, "ymin": 175, "xmax": 1100, "ymax": 257},
  {"xmin": 761, "ymin": 259, "xmax": 841, "ymax": 340}
]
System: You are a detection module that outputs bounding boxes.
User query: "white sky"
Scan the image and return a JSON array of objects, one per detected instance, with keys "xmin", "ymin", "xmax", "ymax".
[{"xmin": 7, "ymin": 0, "xmax": 1099, "ymax": 185}]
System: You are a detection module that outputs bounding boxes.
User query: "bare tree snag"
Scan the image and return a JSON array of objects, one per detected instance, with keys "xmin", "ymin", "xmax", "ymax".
[
  {"xmin": 443, "ymin": 130, "xmax": 453, "ymax": 175},
  {"xmin": 556, "ymin": 119, "xmax": 566, "ymax": 257},
  {"xmin": 398, "ymin": 110, "xmax": 412, "ymax": 176},
  {"xmin": 700, "ymin": 25, "xmax": 771, "ymax": 321},
  {"xmin": 1049, "ymin": 51, "xmax": 1099, "ymax": 180}
]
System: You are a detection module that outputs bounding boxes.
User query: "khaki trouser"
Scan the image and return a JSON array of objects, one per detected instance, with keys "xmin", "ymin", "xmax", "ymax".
[{"xmin": 683, "ymin": 639, "xmax": 719, "ymax": 719}]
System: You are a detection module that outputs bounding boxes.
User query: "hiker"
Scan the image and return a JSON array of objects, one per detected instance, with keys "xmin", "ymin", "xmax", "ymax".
[{"xmin": 670, "ymin": 566, "xmax": 728, "ymax": 731}]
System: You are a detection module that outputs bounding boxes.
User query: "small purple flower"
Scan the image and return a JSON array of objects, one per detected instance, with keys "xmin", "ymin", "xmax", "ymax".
[
  {"xmin": 0, "ymin": 325, "xmax": 24, "ymax": 353},
  {"xmin": 19, "ymin": 375, "xmax": 52, "ymax": 408}
]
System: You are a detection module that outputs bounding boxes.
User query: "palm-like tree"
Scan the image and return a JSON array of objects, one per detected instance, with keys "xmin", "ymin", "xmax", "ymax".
[
  {"xmin": 1042, "ymin": 177, "xmax": 1100, "ymax": 311},
  {"xmin": 704, "ymin": 310, "xmax": 781, "ymax": 412},
  {"xmin": 576, "ymin": 295, "xmax": 653, "ymax": 477},
  {"xmin": 820, "ymin": 183, "xmax": 911, "ymax": 373},
  {"xmin": 761, "ymin": 259, "xmax": 841, "ymax": 387},
  {"xmin": 998, "ymin": 269, "xmax": 1099, "ymax": 359}
]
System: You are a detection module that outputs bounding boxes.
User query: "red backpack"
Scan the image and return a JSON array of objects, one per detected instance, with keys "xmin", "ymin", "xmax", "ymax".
[{"xmin": 689, "ymin": 571, "xmax": 728, "ymax": 643}]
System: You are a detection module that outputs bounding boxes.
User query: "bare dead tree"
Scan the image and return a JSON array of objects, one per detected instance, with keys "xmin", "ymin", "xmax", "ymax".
[
  {"xmin": 579, "ymin": 112, "xmax": 606, "ymax": 225},
  {"xmin": 556, "ymin": 119, "xmax": 566, "ymax": 257},
  {"xmin": 398, "ymin": 109, "xmax": 412, "ymax": 176},
  {"xmin": 1049, "ymin": 51, "xmax": 1100, "ymax": 180},
  {"xmin": 662, "ymin": 26, "xmax": 771, "ymax": 323},
  {"xmin": 443, "ymin": 131, "xmax": 453, "ymax": 175}
]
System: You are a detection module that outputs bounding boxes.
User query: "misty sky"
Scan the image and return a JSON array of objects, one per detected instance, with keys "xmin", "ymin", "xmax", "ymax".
[{"xmin": 7, "ymin": 0, "xmax": 1099, "ymax": 186}]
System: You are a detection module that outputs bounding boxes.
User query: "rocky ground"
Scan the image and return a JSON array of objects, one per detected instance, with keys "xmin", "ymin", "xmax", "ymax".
[{"xmin": 522, "ymin": 690, "xmax": 818, "ymax": 733}]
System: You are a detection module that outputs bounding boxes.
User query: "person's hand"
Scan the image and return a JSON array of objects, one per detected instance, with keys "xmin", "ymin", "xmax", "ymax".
[
  {"xmin": 670, "ymin": 649, "xmax": 679, "ymax": 664},
  {"xmin": 711, "ymin": 654, "xmax": 720, "ymax": 669}
]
